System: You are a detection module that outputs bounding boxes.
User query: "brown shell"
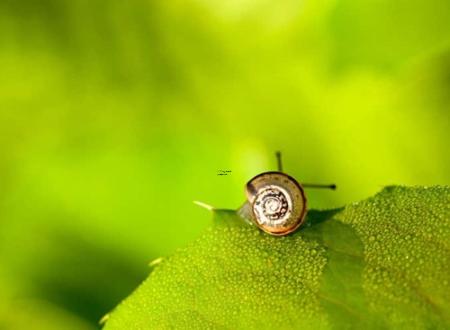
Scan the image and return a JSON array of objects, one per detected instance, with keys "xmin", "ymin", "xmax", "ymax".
[{"xmin": 245, "ymin": 171, "xmax": 307, "ymax": 236}]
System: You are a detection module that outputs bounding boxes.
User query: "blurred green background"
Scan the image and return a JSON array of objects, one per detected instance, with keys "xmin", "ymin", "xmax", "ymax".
[{"xmin": 0, "ymin": 0, "xmax": 449, "ymax": 329}]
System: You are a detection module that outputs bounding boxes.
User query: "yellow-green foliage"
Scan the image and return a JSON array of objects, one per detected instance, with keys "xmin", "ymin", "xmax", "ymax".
[
  {"xmin": 104, "ymin": 186, "xmax": 450, "ymax": 329},
  {"xmin": 0, "ymin": 1, "xmax": 449, "ymax": 328}
]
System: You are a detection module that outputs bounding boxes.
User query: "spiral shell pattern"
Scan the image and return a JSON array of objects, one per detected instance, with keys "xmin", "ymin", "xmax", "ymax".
[
  {"xmin": 253, "ymin": 185, "xmax": 292, "ymax": 225},
  {"xmin": 245, "ymin": 172, "xmax": 307, "ymax": 235}
]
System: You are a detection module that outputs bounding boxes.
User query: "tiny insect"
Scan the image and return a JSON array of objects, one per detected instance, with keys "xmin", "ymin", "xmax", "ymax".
[{"xmin": 238, "ymin": 151, "xmax": 336, "ymax": 236}]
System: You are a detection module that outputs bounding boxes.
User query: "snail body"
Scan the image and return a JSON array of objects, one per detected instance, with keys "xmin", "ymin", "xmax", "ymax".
[{"xmin": 241, "ymin": 171, "xmax": 307, "ymax": 236}]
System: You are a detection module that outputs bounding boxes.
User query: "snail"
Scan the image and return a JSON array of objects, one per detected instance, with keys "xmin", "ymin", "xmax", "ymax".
[{"xmin": 238, "ymin": 152, "xmax": 336, "ymax": 236}]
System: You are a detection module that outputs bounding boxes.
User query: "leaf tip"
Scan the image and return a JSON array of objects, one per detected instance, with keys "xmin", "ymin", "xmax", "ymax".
[
  {"xmin": 193, "ymin": 200, "xmax": 215, "ymax": 211},
  {"xmin": 149, "ymin": 257, "xmax": 164, "ymax": 268},
  {"xmin": 99, "ymin": 313, "xmax": 110, "ymax": 325}
]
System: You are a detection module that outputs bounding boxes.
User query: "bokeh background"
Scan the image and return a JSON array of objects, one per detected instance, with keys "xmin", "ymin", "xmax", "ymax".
[{"xmin": 0, "ymin": 0, "xmax": 449, "ymax": 329}]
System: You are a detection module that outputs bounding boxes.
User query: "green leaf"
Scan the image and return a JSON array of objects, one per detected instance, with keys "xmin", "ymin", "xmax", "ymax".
[{"xmin": 103, "ymin": 186, "xmax": 450, "ymax": 329}]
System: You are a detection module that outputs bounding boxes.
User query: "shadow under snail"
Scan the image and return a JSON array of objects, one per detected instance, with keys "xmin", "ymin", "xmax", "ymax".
[{"xmin": 238, "ymin": 152, "xmax": 336, "ymax": 236}]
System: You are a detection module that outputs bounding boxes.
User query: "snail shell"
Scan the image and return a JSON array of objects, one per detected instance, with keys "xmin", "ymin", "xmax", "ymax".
[{"xmin": 241, "ymin": 171, "xmax": 307, "ymax": 236}]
